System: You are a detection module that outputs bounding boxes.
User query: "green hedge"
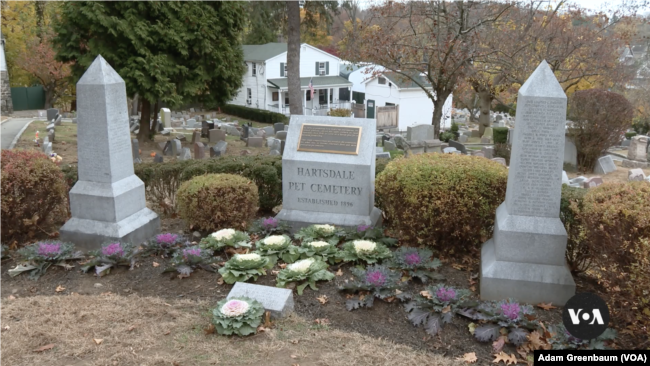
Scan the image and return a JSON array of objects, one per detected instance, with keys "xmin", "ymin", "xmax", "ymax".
[
  {"xmin": 61, "ymin": 155, "xmax": 283, "ymax": 214},
  {"xmin": 493, "ymin": 127, "xmax": 508, "ymax": 144},
  {"xmin": 625, "ymin": 131, "xmax": 637, "ymax": 139},
  {"xmin": 221, "ymin": 104, "xmax": 288, "ymax": 124}
]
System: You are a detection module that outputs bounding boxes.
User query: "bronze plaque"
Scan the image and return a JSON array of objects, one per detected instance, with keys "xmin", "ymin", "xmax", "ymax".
[{"xmin": 297, "ymin": 124, "xmax": 362, "ymax": 155}]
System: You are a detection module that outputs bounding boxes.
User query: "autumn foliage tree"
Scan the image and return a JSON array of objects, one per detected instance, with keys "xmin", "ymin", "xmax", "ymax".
[{"xmin": 567, "ymin": 89, "xmax": 635, "ymax": 171}]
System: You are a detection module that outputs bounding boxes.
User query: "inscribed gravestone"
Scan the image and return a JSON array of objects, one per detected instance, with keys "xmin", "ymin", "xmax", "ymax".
[
  {"xmin": 209, "ymin": 129, "xmax": 226, "ymax": 144},
  {"xmin": 448, "ymin": 140, "xmax": 466, "ymax": 155},
  {"xmin": 276, "ymin": 115, "xmax": 382, "ymax": 231},
  {"xmin": 406, "ymin": 124, "xmax": 434, "ymax": 142},
  {"xmin": 274, "ymin": 123, "xmax": 285, "ymax": 133},
  {"xmin": 160, "ymin": 108, "xmax": 171, "ymax": 128},
  {"xmin": 191, "ymin": 130, "xmax": 201, "ymax": 144},
  {"xmin": 180, "ymin": 148, "xmax": 192, "ymax": 161},
  {"xmin": 47, "ymin": 108, "xmax": 59, "ymax": 122},
  {"xmin": 171, "ymin": 139, "xmax": 182, "ymax": 157},
  {"xmin": 628, "ymin": 135, "xmax": 648, "ymax": 162},
  {"xmin": 194, "ymin": 142, "xmax": 205, "ymax": 159},
  {"xmin": 227, "ymin": 282, "xmax": 294, "ymax": 318},
  {"xmin": 154, "ymin": 153, "xmax": 164, "ymax": 163},
  {"xmin": 480, "ymin": 60, "xmax": 575, "ymax": 305},
  {"xmin": 247, "ymin": 137, "xmax": 264, "ymax": 148},
  {"xmin": 593, "ymin": 155, "xmax": 616, "ymax": 175},
  {"xmin": 628, "ymin": 168, "xmax": 646, "ymax": 181},
  {"xmin": 59, "ymin": 55, "xmax": 159, "ymax": 251}
]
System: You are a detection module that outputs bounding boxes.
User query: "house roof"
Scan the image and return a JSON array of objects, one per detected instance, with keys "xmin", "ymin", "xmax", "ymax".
[
  {"xmin": 339, "ymin": 63, "xmax": 364, "ymax": 79},
  {"xmin": 267, "ymin": 76, "xmax": 352, "ymax": 90},
  {"xmin": 242, "ymin": 43, "xmax": 287, "ymax": 61},
  {"xmin": 362, "ymin": 71, "xmax": 432, "ymax": 90}
]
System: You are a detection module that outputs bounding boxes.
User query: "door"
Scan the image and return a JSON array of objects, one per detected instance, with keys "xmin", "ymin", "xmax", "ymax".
[{"xmin": 366, "ymin": 99, "xmax": 375, "ymax": 119}]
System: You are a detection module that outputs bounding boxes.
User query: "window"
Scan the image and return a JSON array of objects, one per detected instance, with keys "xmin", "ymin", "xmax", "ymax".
[
  {"xmin": 252, "ymin": 63, "xmax": 256, "ymax": 76},
  {"xmin": 306, "ymin": 90, "xmax": 311, "ymax": 101},
  {"xmin": 284, "ymin": 95, "xmax": 289, "ymax": 105},
  {"xmin": 272, "ymin": 92, "xmax": 279, "ymax": 102},
  {"xmin": 378, "ymin": 77, "xmax": 386, "ymax": 85},
  {"xmin": 247, "ymin": 88, "xmax": 252, "ymax": 99},
  {"xmin": 284, "ymin": 64, "xmax": 288, "ymax": 77},
  {"xmin": 330, "ymin": 88, "xmax": 333, "ymax": 103},
  {"xmin": 319, "ymin": 62, "xmax": 326, "ymax": 75},
  {"xmin": 386, "ymin": 102, "xmax": 395, "ymax": 106}
]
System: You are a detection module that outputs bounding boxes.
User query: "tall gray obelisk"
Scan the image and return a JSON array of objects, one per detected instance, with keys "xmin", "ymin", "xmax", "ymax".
[
  {"xmin": 480, "ymin": 61, "xmax": 575, "ymax": 305},
  {"xmin": 60, "ymin": 55, "xmax": 159, "ymax": 250}
]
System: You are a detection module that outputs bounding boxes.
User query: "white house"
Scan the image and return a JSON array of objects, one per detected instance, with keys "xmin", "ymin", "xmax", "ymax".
[{"xmin": 231, "ymin": 43, "xmax": 352, "ymax": 116}]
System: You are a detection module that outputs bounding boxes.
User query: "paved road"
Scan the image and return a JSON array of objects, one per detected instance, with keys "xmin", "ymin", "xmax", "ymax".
[{"xmin": 1, "ymin": 118, "xmax": 34, "ymax": 149}]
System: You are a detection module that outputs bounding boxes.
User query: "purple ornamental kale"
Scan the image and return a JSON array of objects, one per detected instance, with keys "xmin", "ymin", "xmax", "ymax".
[
  {"xmin": 404, "ymin": 252, "xmax": 421, "ymax": 266},
  {"xmin": 357, "ymin": 225, "xmax": 371, "ymax": 232},
  {"xmin": 262, "ymin": 217, "xmax": 279, "ymax": 229},
  {"xmin": 156, "ymin": 233, "xmax": 178, "ymax": 245},
  {"xmin": 102, "ymin": 243, "xmax": 124, "ymax": 257},
  {"xmin": 436, "ymin": 287, "xmax": 457, "ymax": 302},
  {"xmin": 500, "ymin": 302, "xmax": 521, "ymax": 320},
  {"xmin": 366, "ymin": 270, "xmax": 387, "ymax": 287},
  {"xmin": 37, "ymin": 242, "xmax": 61, "ymax": 257},
  {"xmin": 182, "ymin": 247, "xmax": 202, "ymax": 260}
]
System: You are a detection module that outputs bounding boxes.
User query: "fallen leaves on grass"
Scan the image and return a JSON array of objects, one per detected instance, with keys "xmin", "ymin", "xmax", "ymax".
[
  {"xmin": 263, "ymin": 312, "xmax": 273, "ymax": 328},
  {"xmin": 456, "ymin": 352, "xmax": 478, "ymax": 363},
  {"xmin": 335, "ymin": 268, "xmax": 343, "ymax": 276},
  {"xmin": 55, "ymin": 285, "xmax": 66, "ymax": 293},
  {"xmin": 152, "ymin": 262, "xmax": 160, "ymax": 267},
  {"xmin": 93, "ymin": 339, "xmax": 103, "ymax": 345},
  {"xmin": 279, "ymin": 263, "xmax": 287, "ymax": 269},
  {"xmin": 493, "ymin": 352, "xmax": 517, "ymax": 365},
  {"xmin": 314, "ymin": 318, "xmax": 330, "ymax": 326},
  {"xmin": 420, "ymin": 290, "xmax": 432, "ymax": 299},
  {"xmin": 33, "ymin": 344, "xmax": 55, "ymax": 352},
  {"xmin": 291, "ymin": 355, "xmax": 298, "ymax": 359},
  {"xmin": 492, "ymin": 336, "xmax": 506, "ymax": 353},
  {"xmin": 204, "ymin": 324, "xmax": 215, "ymax": 335},
  {"xmin": 317, "ymin": 295, "xmax": 329, "ymax": 304},
  {"xmin": 164, "ymin": 330, "xmax": 171, "ymax": 335},
  {"xmin": 537, "ymin": 303, "xmax": 557, "ymax": 311},
  {"xmin": 127, "ymin": 325, "xmax": 136, "ymax": 332},
  {"xmin": 8, "ymin": 295, "xmax": 16, "ymax": 300},
  {"xmin": 271, "ymin": 270, "xmax": 280, "ymax": 275},
  {"xmin": 2, "ymin": 325, "xmax": 9, "ymax": 331},
  {"xmin": 468, "ymin": 323, "xmax": 476, "ymax": 335},
  {"xmin": 217, "ymin": 278, "xmax": 224, "ymax": 285}
]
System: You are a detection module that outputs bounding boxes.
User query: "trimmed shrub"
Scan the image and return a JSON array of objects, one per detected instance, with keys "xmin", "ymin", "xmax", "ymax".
[
  {"xmin": 450, "ymin": 122, "xmax": 459, "ymax": 139},
  {"xmin": 439, "ymin": 131, "xmax": 454, "ymax": 143},
  {"xmin": 567, "ymin": 89, "xmax": 634, "ymax": 171},
  {"xmin": 1, "ymin": 150, "xmax": 69, "ymax": 243},
  {"xmin": 625, "ymin": 131, "xmax": 637, "ymax": 139},
  {"xmin": 176, "ymin": 174, "xmax": 259, "ymax": 231},
  {"xmin": 328, "ymin": 108, "xmax": 352, "ymax": 117},
  {"xmin": 559, "ymin": 185, "xmax": 590, "ymax": 273},
  {"xmin": 220, "ymin": 104, "xmax": 288, "ymax": 124},
  {"xmin": 375, "ymin": 153, "xmax": 508, "ymax": 253},
  {"xmin": 493, "ymin": 127, "xmax": 508, "ymax": 144},
  {"xmin": 60, "ymin": 155, "xmax": 282, "ymax": 214}
]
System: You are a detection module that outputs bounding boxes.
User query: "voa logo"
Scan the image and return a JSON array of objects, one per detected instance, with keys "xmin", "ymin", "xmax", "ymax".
[
  {"xmin": 562, "ymin": 292, "xmax": 610, "ymax": 339},
  {"xmin": 567, "ymin": 308, "xmax": 605, "ymax": 325}
]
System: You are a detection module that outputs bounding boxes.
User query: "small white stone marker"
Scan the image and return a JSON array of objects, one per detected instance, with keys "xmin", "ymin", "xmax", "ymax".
[{"xmin": 227, "ymin": 282, "xmax": 294, "ymax": 318}]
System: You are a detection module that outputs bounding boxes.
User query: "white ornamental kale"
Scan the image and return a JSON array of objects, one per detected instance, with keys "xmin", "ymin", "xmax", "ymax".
[
  {"xmin": 199, "ymin": 229, "xmax": 251, "ymax": 252},
  {"xmin": 353, "ymin": 240, "xmax": 376, "ymax": 253},
  {"xmin": 235, "ymin": 253, "xmax": 261, "ymax": 262},
  {"xmin": 337, "ymin": 240, "xmax": 392, "ymax": 264},
  {"xmin": 294, "ymin": 224, "xmax": 343, "ymax": 244},
  {"xmin": 298, "ymin": 240, "xmax": 340, "ymax": 264},
  {"xmin": 263, "ymin": 235, "xmax": 289, "ymax": 248},
  {"xmin": 213, "ymin": 228, "xmax": 236, "ymax": 240},
  {"xmin": 310, "ymin": 241, "xmax": 330, "ymax": 248},
  {"xmin": 255, "ymin": 234, "xmax": 300, "ymax": 263},
  {"xmin": 276, "ymin": 258, "xmax": 335, "ymax": 295},
  {"xmin": 212, "ymin": 297, "xmax": 265, "ymax": 336},
  {"xmin": 220, "ymin": 299, "xmax": 250, "ymax": 317},
  {"xmin": 287, "ymin": 258, "xmax": 315, "ymax": 273},
  {"xmin": 218, "ymin": 251, "xmax": 271, "ymax": 284},
  {"xmin": 313, "ymin": 224, "xmax": 335, "ymax": 234}
]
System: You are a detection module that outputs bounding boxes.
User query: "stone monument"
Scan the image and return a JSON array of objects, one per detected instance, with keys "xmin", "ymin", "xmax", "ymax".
[
  {"xmin": 160, "ymin": 108, "xmax": 171, "ymax": 129},
  {"xmin": 628, "ymin": 135, "xmax": 648, "ymax": 162},
  {"xmin": 276, "ymin": 115, "xmax": 381, "ymax": 230},
  {"xmin": 60, "ymin": 55, "xmax": 160, "ymax": 251},
  {"xmin": 227, "ymin": 282, "xmax": 293, "ymax": 318},
  {"xmin": 480, "ymin": 60, "xmax": 575, "ymax": 305}
]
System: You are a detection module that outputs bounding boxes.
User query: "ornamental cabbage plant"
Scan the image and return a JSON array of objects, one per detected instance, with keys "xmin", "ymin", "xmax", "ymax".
[
  {"xmin": 547, "ymin": 324, "xmax": 617, "ymax": 350},
  {"xmin": 404, "ymin": 284, "xmax": 475, "ymax": 336},
  {"xmin": 218, "ymin": 252, "xmax": 272, "ymax": 284},
  {"xmin": 81, "ymin": 242, "xmax": 139, "ymax": 277},
  {"xmin": 9, "ymin": 241, "xmax": 83, "ymax": 280},
  {"xmin": 298, "ymin": 240, "xmax": 339, "ymax": 264},
  {"xmin": 164, "ymin": 246, "xmax": 217, "ymax": 277},
  {"xmin": 457, "ymin": 298, "xmax": 539, "ymax": 346},
  {"xmin": 200, "ymin": 229, "xmax": 251, "ymax": 252},
  {"xmin": 255, "ymin": 235, "xmax": 300, "ymax": 263},
  {"xmin": 142, "ymin": 233, "xmax": 185, "ymax": 256},
  {"xmin": 344, "ymin": 225, "xmax": 398, "ymax": 247},
  {"xmin": 248, "ymin": 217, "xmax": 291, "ymax": 236},
  {"xmin": 276, "ymin": 258, "xmax": 335, "ymax": 295},
  {"xmin": 294, "ymin": 224, "xmax": 344, "ymax": 245},
  {"xmin": 389, "ymin": 247, "xmax": 443, "ymax": 282},
  {"xmin": 339, "ymin": 265, "xmax": 409, "ymax": 311},
  {"xmin": 337, "ymin": 240, "xmax": 392, "ymax": 264},
  {"xmin": 212, "ymin": 297, "xmax": 265, "ymax": 336}
]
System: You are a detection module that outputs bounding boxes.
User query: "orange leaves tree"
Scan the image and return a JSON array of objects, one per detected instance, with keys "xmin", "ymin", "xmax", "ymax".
[
  {"xmin": 339, "ymin": 1, "xmax": 512, "ymax": 138},
  {"xmin": 16, "ymin": 31, "xmax": 73, "ymax": 109}
]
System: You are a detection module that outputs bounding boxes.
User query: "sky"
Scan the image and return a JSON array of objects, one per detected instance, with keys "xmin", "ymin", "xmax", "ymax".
[{"xmin": 568, "ymin": 0, "xmax": 649, "ymax": 13}]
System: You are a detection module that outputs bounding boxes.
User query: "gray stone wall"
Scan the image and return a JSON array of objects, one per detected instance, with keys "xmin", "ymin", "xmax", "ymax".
[{"xmin": 1, "ymin": 70, "xmax": 12, "ymax": 114}]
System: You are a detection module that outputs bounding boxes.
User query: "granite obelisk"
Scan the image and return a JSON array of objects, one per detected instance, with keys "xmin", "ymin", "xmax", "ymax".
[
  {"xmin": 480, "ymin": 60, "xmax": 575, "ymax": 305},
  {"xmin": 60, "ymin": 55, "xmax": 159, "ymax": 250}
]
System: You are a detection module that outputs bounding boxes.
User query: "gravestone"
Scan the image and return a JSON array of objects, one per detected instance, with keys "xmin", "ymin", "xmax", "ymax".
[
  {"xmin": 132, "ymin": 139, "xmax": 142, "ymax": 163},
  {"xmin": 406, "ymin": 140, "xmax": 425, "ymax": 155},
  {"xmin": 59, "ymin": 55, "xmax": 159, "ymax": 251},
  {"xmin": 210, "ymin": 146, "xmax": 222, "ymax": 158},
  {"xmin": 448, "ymin": 140, "xmax": 466, "ymax": 155},
  {"xmin": 227, "ymin": 282, "xmax": 294, "ymax": 318},
  {"xmin": 459, "ymin": 135, "xmax": 468, "ymax": 143},
  {"xmin": 481, "ymin": 137, "xmax": 492, "ymax": 144},
  {"xmin": 482, "ymin": 127, "xmax": 493, "ymax": 139},
  {"xmin": 186, "ymin": 119, "xmax": 197, "ymax": 128},
  {"xmin": 471, "ymin": 130, "xmax": 481, "ymax": 138},
  {"xmin": 376, "ymin": 146, "xmax": 384, "ymax": 153},
  {"xmin": 628, "ymin": 135, "xmax": 648, "ymax": 162},
  {"xmin": 179, "ymin": 147, "xmax": 192, "ymax": 161},
  {"xmin": 270, "ymin": 150, "xmax": 281, "ymax": 156},
  {"xmin": 201, "ymin": 121, "xmax": 210, "ymax": 137},
  {"xmin": 274, "ymin": 123, "xmax": 285, "ymax": 133},
  {"xmin": 163, "ymin": 140, "xmax": 173, "ymax": 156},
  {"xmin": 176, "ymin": 134, "xmax": 187, "ymax": 142},
  {"xmin": 280, "ymin": 140, "xmax": 286, "ymax": 155},
  {"xmin": 284, "ymin": 125, "xmax": 289, "ymax": 131},
  {"xmin": 583, "ymin": 177, "xmax": 603, "ymax": 188},
  {"xmin": 424, "ymin": 139, "xmax": 442, "ymax": 153},
  {"xmin": 276, "ymin": 115, "xmax": 382, "ymax": 231},
  {"xmin": 384, "ymin": 140, "xmax": 397, "ymax": 151},
  {"xmin": 191, "ymin": 131, "xmax": 201, "ymax": 144},
  {"xmin": 376, "ymin": 152, "xmax": 391, "ymax": 159},
  {"xmin": 406, "ymin": 124, "xmax": 434, "ymax": 142},
  {"xmin": 275, "ymin": 131, "xmax": 287, "ymax": 141},
  {"xmin": 562, "ymin": 171, "xmax": 569, "ymax": 185},
  {"xmin": 47, "ymin": 108, "xmax": 59, "ymax": 122},
  {"xmin": 472, "ymin": 150, "xmax": 485, "ymax": 157},
  {"xmin": 268, "ymin": 138, "xmax": 281, "ymax": 152},
  {"xmin": 54, "ymin": 114, "xmax": 62, "ymax": 126},
  {"xmin": 194, "ymin": 142, "xmax": 205, "ymax": 159},
  {"xmin": 481, "ymin": 146, "xmax": 494, "ymax": 159},
  {"xmin": 480, "ymin": 60, "xmax": 575, "ymax": 305},
  {"xmin": 43, "ymin": 142, "xmax": 52, "ymax": 155},
  {"xmin": 491, "ymin": 157, "xmax": 506, "ymax": 166},
  {"xmin": 47, "ymin": 129, "xmax": 55, "ymax": 143},
  {"xmin": 209, "ymin": 129, "xmax": 226, "ymax": 144},
  {"xmin": 171, "ymin": 139, "xmax": 182, "ymax": 157},
  {"xmin": 214, "ymin": 140, "xmax": 227, "ymax": 155},
  {"xmin": 593, "ymin": 155, "xmax": 616, "ymax": 175},
  {"xmin": 46, "ymin": 123, "xmax": 55, "ymax": 131},
  {"xmin": 628, "ymin": 168, "xmax": 646, "ymax": 181},
  {"xmin": 263, "ymin": 126, "xmax": 276, "ymax": 138},
  {"xmin": 443, "ymin": 147, "xmax": 458, "ymax": 154},
  {"xmin": 241, "ymin": 125, "xmax": 249, "ymax": 141},
  {"xmin": 160, "ymin": 108, "xmax": 171, "ymax": 128},
  {"xmin": 247, "ymin": 137, "xmax": 264, "ymax": 148}
]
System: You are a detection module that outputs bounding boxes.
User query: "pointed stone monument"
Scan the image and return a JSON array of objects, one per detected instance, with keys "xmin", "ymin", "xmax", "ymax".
[
  {"xmin": 60, "ymin": 55, "xmax": 160, "ymax": 251},
  {"xmin": 480, "ymin": 61, "xmax": 575, "ymax": 305}
]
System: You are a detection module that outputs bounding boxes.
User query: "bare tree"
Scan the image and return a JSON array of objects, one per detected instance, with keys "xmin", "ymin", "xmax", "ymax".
[{"xmin": 286, "ymin": 0, "xmax": 303, "ymax": 115}]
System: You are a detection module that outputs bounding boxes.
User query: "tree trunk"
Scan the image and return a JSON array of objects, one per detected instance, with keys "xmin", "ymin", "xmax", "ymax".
[
  {"xmin": 131, "ymin": 93, "xmax": 139, "ymax": 116},
  {"xmin": 44, "ymin": 87, "xmax": 54, "ymax": 110},
  {"xmin": 35, "ymin": 1, "xmax": 46, "ymax": 42},
  {"xmin": 152, "ymin": 100, "xmax": 159, "ymax": 135},
  {"xmin": 477, "ymin": 88, "xmax": 492, "ymax": 136},
  {"xmin": 431, "ymin": 91, "xmax": 450, "ymax": 139},
  {"xmin": 138, "ymin": 99, "xmax": 151, "ymax": 141},
  {"xmin": 287, "ymin": 0, "xmax": 303, "ymax": 115}
]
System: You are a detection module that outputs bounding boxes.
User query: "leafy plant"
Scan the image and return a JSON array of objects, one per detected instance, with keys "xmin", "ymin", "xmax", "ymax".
[
  {"xmin": 276, "ymin": 258, "xmax": 335, "ymax": 295},
  {"xmin": 255, "ymin": 234, "xmax": 300, "ymax": 263},
  {"xmin": 248, "ymin": 217, "xmax": 291, "ymax": 236},
  {"xmin": 298, "ymin": 240, "xmax": 339, "ymax": 264},
  {"xmin": 339, "ymin": 265, "xmax": 408, "ymax": 311},
  {"xmin": 218, "ymin": 252, "xmax": 272, "ymax": 284},
  {"xmin": 80, "ymin": 242, "xmax": 139, "ymax": 277},
  {"xmin": 212, "ymin": 297, "xmax": 265, "ymax": 336},
  {"xmin": 404, "ymin": 284, "xmax": 476, "ymax": 336},
  {"xmin": 199, "ymin": 229, "xmax": 251, "ymax": 252},
  {"xmin": 9, "ymin": 241, "xmax": 83, "ymax": 280},
  {"xmin": 142, "ymin": 232, "xmax": 186, "ymax": 256},
  {"xmin": 294, "ymin": 224, "xmax": 345, "ymax": 245},
  {"xmin": 164, "ymin": 246, "xmax": 218, "ymax": 277},
  {"xmin": 344, "ymin": 225, "xmax": 398, "ymax": 247},
  {"xmin": 337, "ymin": 240, "xmax": 392, "ymax": 264},
  {"xmin": 389, "ymin": 247, "xmax": 443, "ymax": 282},
  {"xmin": 439, "ymin": 131, "xmax": 454, "ymax": 142},
  {"xmin": 458, "ymin": 299, "xmax": 539, "ymax": 346},
  {"xmin": 547, "ymin": 324, "xmax": 617, "ymax": 350}
]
